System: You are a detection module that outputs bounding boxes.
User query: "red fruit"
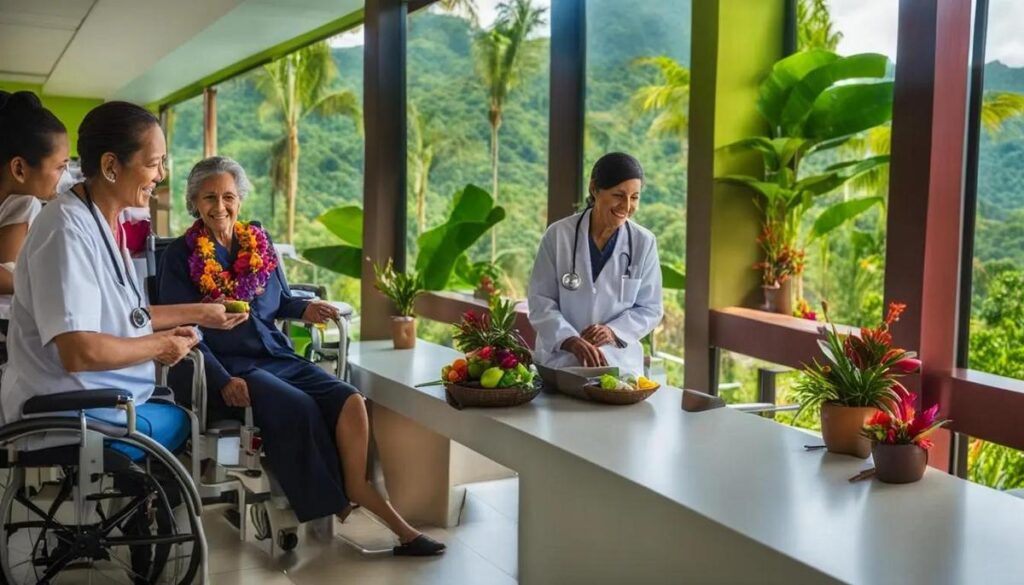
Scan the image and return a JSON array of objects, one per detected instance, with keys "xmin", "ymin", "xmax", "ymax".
[
  {"xmin": 500, "ymin": 355, "xmax": 518, "ymax": 370},
  {"xmin": 447, "ymin": 369, "xmax": 462, "ymax": 382},
  {"xmin": 453, "ymin": 358, "xmax": 468, "ymax": 370},
  {"xmin": 478, "ymin": 346, "xmax": 494, "ymax": 360}
]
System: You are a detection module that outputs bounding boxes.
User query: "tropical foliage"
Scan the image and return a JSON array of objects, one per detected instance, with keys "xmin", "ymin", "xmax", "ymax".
[
  {"xmin": 255, "ymin": 41, "xmax": 360, "ymax": 243},
  {"xmin": 717, "ymin": 49, "xmax": 893, "ymax": 294},
  {"xmin": 473, "ymin": 0, "xmax": 547, "ymax": 261}
]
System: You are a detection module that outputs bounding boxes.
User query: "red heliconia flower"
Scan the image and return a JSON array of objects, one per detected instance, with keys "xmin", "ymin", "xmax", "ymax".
[
  {"xmin": 917, "ymin": 438, "xmax": 934, "ymax": 450},
  {"xmin": 867, "ymin": 410, "xmax": 891, "ymax": 427},
  {"xmin": 891, "ymin": 357, "xmax": 922, "ymax": 374},
  {"xmin": 885, "ymin": 302, "xmax": 907, "ymax": 328},
  {"xmin": 909, "ymin": 404, "xmax": 940, "ymax": 438},
  {"xmin": 886, "ymin": 428, "xmax": 897, "ymax": 444}
]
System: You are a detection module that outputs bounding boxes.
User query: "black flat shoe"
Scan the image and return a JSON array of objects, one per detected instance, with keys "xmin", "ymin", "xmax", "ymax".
[{"xmin": 393, "ymin": 534, "xmax": 446, "ymax": 556}]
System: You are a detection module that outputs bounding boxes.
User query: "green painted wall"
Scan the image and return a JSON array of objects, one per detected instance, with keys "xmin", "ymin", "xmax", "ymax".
[
  {"xmin": 684, "ymin": 0, "xmax": 786, "ymax": 390},
  {"xmin": 0, "ymin": 82, "xmax": 103, "ymax": 157}
]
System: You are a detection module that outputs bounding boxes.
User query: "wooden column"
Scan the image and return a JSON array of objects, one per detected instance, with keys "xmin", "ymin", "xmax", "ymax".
[
  {"xmin": 361, "ymin": 0, "xmax": 408, "ymax": 339},
  {"xmin": 202, "ymin": 87, "xmax": 217, "ymax": 157},
  {"xmin": 546, "ymin": 0, "xmax": 586, "ymax": 224},
  {"xmin": 683, "ymin": 0, "xmax": 785, "ymax": 393},
  {"xmin": 884, "ymin": 0, "xmax": 974, "ymax": 470}
]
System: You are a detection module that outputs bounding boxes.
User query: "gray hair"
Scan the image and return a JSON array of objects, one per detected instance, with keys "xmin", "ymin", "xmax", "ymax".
[{"xmin": 185, "ymin": 156, "xmax": 252, "ymax": 218}]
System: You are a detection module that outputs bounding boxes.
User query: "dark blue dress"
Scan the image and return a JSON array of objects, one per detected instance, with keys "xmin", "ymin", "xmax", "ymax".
[{"xmin": 156, "ymin": 229, "xmax": 358, "ymax": 522}]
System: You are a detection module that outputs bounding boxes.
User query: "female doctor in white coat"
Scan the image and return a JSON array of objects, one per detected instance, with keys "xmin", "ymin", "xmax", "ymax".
[{"xmin": 527, "ymin": 152, "xmax": 663, "ymax": 377}]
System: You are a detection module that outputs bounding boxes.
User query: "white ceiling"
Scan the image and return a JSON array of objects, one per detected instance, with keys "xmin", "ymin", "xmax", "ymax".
[{"xmin": 0, "ymin": 0, "xmax": 362, "ymax": 103}]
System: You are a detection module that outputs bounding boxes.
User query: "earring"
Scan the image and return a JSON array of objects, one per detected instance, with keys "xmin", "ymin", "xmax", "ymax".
[{"xmin": 105, "ymin": 173, "xmax": 116, "ymax": 183}]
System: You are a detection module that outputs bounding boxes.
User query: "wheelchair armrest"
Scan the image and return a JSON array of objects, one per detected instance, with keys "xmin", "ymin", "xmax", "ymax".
[
  {"xmin": 22, "ymin": 389, "xmax": 133, "ymax": 415},
  {"xmin": 290, "ymin": 283, "xmax": 327, "ymax": 300}
]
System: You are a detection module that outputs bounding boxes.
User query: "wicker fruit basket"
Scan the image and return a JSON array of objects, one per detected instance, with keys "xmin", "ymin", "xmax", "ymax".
[
  {"xmin": 583, "ymin": 383, "xmax": 660, "ymax": 405},
  {"xmin": 444, "ymin": 379, "xmax": 542, "ymax": 410}
]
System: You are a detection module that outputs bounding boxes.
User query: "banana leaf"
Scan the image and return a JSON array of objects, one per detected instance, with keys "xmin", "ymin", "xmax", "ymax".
[
  {"xmin": 780, "ymin": 53, "xmax": 891, "ymax": 135},
  {"xmin": 415, "ymin": 184, "xmax": 506, "ymax": 290},
  {"xmin": 804, "ymin": 81, "xmax": 895, "ymax": 140},
  {"xmin": 302, "ymin": 244, "xmax": 363, "ymax": 279},
  {"xmin": 661, "ymin": 263, "xmax": 686, "ymax": 290},
  {"xmin": 315, "ymin": 205, "xmax": 363, "ymax": 246},
  {"xmin": 716, "ymin": 175, "xmax": 791, "ymax": 205},
  {"xmin": 757, "ymin": 50, "xmax": 840, "ymax": 130},
  {"xmin": 808, "ymin": 197, "xmax": 884, "ymax": 241}
]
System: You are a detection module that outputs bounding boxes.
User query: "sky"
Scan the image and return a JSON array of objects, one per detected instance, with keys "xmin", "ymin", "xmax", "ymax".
[{"xmin": 830, "ymin": 0, "xmax": 1024, "ymax": 67}]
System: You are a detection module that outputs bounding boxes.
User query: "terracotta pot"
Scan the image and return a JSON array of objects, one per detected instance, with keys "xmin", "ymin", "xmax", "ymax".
[
  {"xmin": 872, "ymin": 443, "xmax": 929, "ymax": 483},
  {"xmin": 391, "ymin": 316, "xmax": 416, "ymax": 349},
  {"xmin": 820, "ymin": 402, "xmax": 876, "ymax": 458},
  {"xmin": 762, "ymin": 279, "xmax": 793, "ymax": 315}
]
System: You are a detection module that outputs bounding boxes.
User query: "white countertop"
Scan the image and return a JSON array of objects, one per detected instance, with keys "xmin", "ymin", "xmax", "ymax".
[{"xmin": 350, "ymin": 340, "xmax": 1024, "ymax": 585}]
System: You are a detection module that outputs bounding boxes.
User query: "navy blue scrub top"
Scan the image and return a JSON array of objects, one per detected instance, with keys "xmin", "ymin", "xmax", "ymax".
[{"xmin": 589, "ymin": 227, "xmax": 620, "ymax": 282}]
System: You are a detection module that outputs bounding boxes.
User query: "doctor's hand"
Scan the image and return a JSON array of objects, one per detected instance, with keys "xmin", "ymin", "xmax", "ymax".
[
  {"xmin": 155, "ymin": 326, "xmax": 199, "ymax": 366},
  {"xmin": 561, "ymin": 336, "xmax": 608, "ymax": 367},
  {"xmin": 196, "ymin": 303, "xmax": 249, "ymax": 330},
  {"xmin": 220, "ymin": 377, "xmax": 251, "ymax": 408},
  {"xmin": 302, "ymin": 300, "xmax": 341, "ymax": 324},
  {"xmin": 581, "ymin": 324, "xmax": 617, "ymax": 348}
]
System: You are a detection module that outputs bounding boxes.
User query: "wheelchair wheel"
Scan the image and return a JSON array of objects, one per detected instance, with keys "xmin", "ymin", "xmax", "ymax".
[{"xmin": 0, "ymin": 422, "xmax": 204, "ymax": 585}]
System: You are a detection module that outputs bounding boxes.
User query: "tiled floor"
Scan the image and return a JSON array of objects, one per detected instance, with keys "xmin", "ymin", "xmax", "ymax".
[{"xmin": 206, "ymin": 478, "xmax": 519, "ymax": 585}]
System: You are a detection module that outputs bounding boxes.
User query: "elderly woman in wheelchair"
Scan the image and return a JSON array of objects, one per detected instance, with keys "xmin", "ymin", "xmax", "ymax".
[
  {"xmin": 0, "ymin": 102, "xmax": 252, "ymax": 583},
  {"xmin": 156, "ymin": 156, "xmax": 444, "ymax": 557}
]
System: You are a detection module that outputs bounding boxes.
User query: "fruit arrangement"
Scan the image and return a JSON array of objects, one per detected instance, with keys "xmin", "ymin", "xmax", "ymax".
[
  {"xmin": 596, "ymin": 374, "xmax": 659, "ymax": 391},
  {"xmin": 441, "ymin": 345, "xmax": 536, "ymax": 389}
]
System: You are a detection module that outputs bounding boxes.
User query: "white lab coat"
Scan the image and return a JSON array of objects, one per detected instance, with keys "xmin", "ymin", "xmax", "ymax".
[
  {"xmin": 0, "ymin": 190, "xmax": 155, "ymax": 427},
  {"xmin": 527, "ymin": 210, "xmax": 663, "ymax": 377}
]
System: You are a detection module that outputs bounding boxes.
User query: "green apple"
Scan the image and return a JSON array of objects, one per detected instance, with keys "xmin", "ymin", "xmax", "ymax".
[{"xmin": 480, "ymin": 367, "xmax": 504, "ymax": 389}]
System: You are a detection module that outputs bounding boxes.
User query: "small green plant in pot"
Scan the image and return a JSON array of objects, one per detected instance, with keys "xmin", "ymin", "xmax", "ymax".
[
  {"xmin": 374, "ymin": 259, "xmax": 425, "ymax": 349},
  {"xmin": 792, "ymin": 301, "xmax": 921, "ymax": 458}
]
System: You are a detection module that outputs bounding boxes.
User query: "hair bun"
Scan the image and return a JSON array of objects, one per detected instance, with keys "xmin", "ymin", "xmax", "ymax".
[{"xmin": 0, "ymin": 91, "xmax": 43, "ymax": 116}]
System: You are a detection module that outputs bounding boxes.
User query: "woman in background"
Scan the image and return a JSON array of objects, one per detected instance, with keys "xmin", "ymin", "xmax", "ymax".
[{"xmin": 0, "ymin": 90, "xmax": 69, "ymax": 295}]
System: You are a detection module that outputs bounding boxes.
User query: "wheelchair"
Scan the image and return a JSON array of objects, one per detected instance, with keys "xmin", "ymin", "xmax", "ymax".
[
  {"xmin": 145, "ymin": 236, "xmax": 353, "ymax": 554},
  {"xmin": 0, "ymin": 389, "xmax": 207, "ymax": 584}
]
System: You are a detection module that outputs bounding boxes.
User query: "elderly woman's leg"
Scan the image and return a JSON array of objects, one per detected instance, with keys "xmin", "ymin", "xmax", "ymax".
[{"xmin": 336, "ymin": 394, "xmax": 420, "ymax": 543}]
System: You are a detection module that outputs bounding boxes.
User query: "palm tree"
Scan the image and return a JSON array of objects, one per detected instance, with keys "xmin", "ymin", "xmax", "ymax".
[
  {"xmin": 981, "ymin": 91, "xmax": 1024, "ymax": 134},
  {"xmin": 473, "ymin": 0, "xmax": 546, "ymax": 261},
  {"xmin": 630, "ymin": 56, "xmax": 691, "ymax": 158},
  {"xmin": 437, "ymin": 0, "xmax": 479, "ymax": 26},
  {"xmin": 256, "ymin": 41, "xmax": 361, "ymax": 243},
  {"xmin": 408, "ymin": 103, "xmax": 449, "ymax": 236},
  {"xmin": 798, "ymin": 0, "xmax": 843, "ymax": 51}
]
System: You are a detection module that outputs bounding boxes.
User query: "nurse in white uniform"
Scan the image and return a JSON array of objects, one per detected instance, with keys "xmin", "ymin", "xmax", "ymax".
[
  {"xmin": 527, "ymin": 152, "xmax": 663, "ymax": 377},
  {"xmin": 0, "ymin": 101, "xmax": 246, "ymax": 443}
]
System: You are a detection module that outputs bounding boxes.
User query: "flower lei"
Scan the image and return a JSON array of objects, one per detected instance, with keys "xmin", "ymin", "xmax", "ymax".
[{"xmin": 185, "ymin": 219, "xmax": 277, "ymax": 302}]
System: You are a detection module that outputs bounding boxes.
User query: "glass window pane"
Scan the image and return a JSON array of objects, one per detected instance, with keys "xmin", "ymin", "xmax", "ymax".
[
  {"xmin": 794, "ymin": 0, "xmax": 898, "ymax": 327},
  {"xmin": 964, "ymin": 0, "xmax": 1024, "ymax": 488},
  {"xmin": 167, "ymin": 29, "xmax": 364, "ymax": 306},
  {"xmin": 167, "ymin": 93, "xmax": 204, "ymax": 236},
  {"xmin": 584, "ymin": 0, "xmax": 690, "ymax": 385},
  {"xmin": 406, "ymin": 0, "xmax": 551, "ymax": 305}
]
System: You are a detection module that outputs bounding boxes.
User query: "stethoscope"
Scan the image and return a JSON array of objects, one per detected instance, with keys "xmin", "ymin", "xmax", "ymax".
[
  {"xmin": 78, "ymin": 183, "xmax": 152, "ymax": 329},
  {"xmin": 560, "ymin": 206, "xmax": 633, "ymax": 291}
]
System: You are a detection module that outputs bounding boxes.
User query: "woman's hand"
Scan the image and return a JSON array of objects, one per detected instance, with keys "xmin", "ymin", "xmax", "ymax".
[
  {"xmin": 220, "ymin": 377, "xmax": 251, "ymax": 408},
  {"xmin": 195, "ymin": 303, "xmax": 249, "ymax": 330},
  {"xmin": 580, "ymin": 324, "xmax": 617, "ymax": 348},
  {"xmin": 302, "ymin": 300, "xmax": 341, "ymax": 324},
  {"xmin": 561, "ymin": 336, "xmax": 608, "ymax": 367},
  {"xmin": 155, "ymin": 326, "xmax": 199, "ymax": 366}
]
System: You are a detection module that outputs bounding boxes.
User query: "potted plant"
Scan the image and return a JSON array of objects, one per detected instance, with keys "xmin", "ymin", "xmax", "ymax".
[
  {"xmin": 792, "ymin": 302, "xmax": 921, "ymax": 458},
  {"xmin": 861, "ymin": 391, "xmax": 948, "ymax": 483},
  {"xmin": 373, "ymin": 259, "xmax": 425, "ymax": 349},
  {"xmin": 435, "ymin": 298, "xmax": 539, "ymax": 408},
  {"xmin": 754, "ymin": 226, "xmax": 802, "ymax": 315}
]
